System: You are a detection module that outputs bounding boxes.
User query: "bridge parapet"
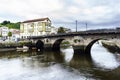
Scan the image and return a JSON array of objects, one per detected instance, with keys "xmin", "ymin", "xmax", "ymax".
[{"xmin": 28, "ymin": 32, "xmax": 120, "ymax": 54}]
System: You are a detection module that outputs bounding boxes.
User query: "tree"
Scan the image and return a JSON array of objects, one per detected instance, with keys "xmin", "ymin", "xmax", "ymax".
[
  {"xmin": 0, "ymin": 34, "xmax": 2, "ymax": 37},
  {"xmin": 8, "ymin": 32, "xmax": 12, "ymax": 37},
  {"xmin": 0, "ymin": 21, "xmax": 20, "ymax": 29},
  {"xmin": 6, "ymin": 22, "xmax": 20, "ymax": 29},
  {"xmin": 1, "ymin": 20, "xmax": 10, "ymax": 25},
  {"xmin": 0, "ymin": 23, "xmax": 2, "ymax": 27},
  {"xmin": 8, "ymin": 32, "xmax": 12, "ymax": 41},
  {"xmin": 57, "ymin": 27, "xmax": 66, "ymax": 33}
]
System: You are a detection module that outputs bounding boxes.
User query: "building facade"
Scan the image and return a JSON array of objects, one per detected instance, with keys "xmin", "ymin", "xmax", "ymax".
[
  {"xmin": 9, "ymin": 29, "xmax": 20, "ymax": 42},
  {"xmin": 0, "ymin": 27, "xmax": 20, "ymax": 42},
  {"xmin": 0, "ymin": 26, "xmax": 9, "ymax": 40},
  {"xmin": 20, "ymin": 17, "xmax": 52, "ymax": 39},
  {"xmin": 50, "ymin": 26, "xmax": 58, "ymax": 34}
]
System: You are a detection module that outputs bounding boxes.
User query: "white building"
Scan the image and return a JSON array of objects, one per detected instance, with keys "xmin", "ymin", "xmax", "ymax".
[
  {"xmin": 20, "ymin": 17, "xmax": 55, "ymax": 39},
  {"xmin": 50, "ymin": 26, "xmax": 58, "ymax": 34},
  {"xmin": 9, "ymin": 29, "xmax": 20, "ymax": 42},
  {"xmin": 0, "ymin": 26, "xmax": 9, "ymax": 40},
  {"xmin": 0, "ymin": 27, "xmax": 20, "ymax": 42}
]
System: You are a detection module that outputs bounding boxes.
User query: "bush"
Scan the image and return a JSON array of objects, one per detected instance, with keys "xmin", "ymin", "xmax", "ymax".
[
  {"xmin": 19, "ymin": 41, "xmax": 32, "ymax": 46},
  {"xmin": 74, "ymin": 39, "xmax": 77, "ymax": 43},
  {"xmin": 74, "ymin": 39, "xmax": 81, "ymax": 43}
]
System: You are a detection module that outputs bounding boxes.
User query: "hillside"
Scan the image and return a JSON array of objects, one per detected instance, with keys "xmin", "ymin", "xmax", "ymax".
[{"xmin": 0, "ymin": 21, "xmax": 20, "ymax": 29}]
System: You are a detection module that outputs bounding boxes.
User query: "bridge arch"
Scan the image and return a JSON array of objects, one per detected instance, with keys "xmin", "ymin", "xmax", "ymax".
[
  {"xmin": 52, "ymin": 38, "xmax": 72, "ymax": 51},
  {"xmin": 52, "ymin": 39, "xmax": 65, "ymax": 51},
  {"xmin": 36, "ymin": 40, "xmax": 44, "ymax": 51},
  {"xmin": 85, "ymin": 38, "xmax": 103, "ymax": 55}
]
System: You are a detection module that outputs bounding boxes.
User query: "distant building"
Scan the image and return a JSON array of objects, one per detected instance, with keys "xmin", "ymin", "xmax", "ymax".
[
  {"xmin": 9, "ymin": 29, "xmax": 20, "ymax": 42},
  {"xmin": 0, "ymin": 27, "xmax": 20, "ymax": 42},
  {"xmin": 50, "ymin": 26, "xmax": 58, "ymax": 34},
  {"xmin": 0, "ymin": 26, "xmax": 9, "ymax": 40},
  {"xmin": 20, "ymin": 17, "xmax": 53, "ymax": 39}
]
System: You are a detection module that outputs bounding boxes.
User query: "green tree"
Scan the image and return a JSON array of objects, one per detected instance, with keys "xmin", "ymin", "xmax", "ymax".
[
  {"xmin": 6, "ymin": 22, "xmax": 20, "ymax": 29},
  {"xmin": 8, "ymin": 32, "xmax": 12, "ymax": 41},
  {"xmin": 1, "ymin": 20, "xmax": 10, "ymax": 25},
  {"xmin": 0, "ymin": 34, "xmax": 2, "ymax": 37},
  {"xmin": 14, "ymin": 22, "xmax": 20, "ymax": 29},
  {"xmin": 57, "ymin": 27, "xmax": 66, "ymax": 33},
  {"xmin": 0, "ymin": 21, "xmax": 20, "ymax": 29},
  {"xmin": 8, "ymin": 32, "xmax": 12, "ymax": 37},
  {"xmin": 0, "ymin": 23, "xmax": 2, "ymax": 27}
]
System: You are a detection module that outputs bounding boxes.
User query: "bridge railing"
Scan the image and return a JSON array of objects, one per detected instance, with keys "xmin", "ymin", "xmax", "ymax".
[{"xmin": 28, "ymin": 31, "xmax": 120, "ymax": 39}]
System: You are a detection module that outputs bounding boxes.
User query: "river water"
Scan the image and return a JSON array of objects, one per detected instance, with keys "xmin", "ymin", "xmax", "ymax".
[{"xmin": 0, "ymin": 42, "xmax": 120, "ymax": 80}]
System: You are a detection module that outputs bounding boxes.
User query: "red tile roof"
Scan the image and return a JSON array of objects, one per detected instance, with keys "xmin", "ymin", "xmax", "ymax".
[{"xmin": 22, "ymin": 17, "xmax": 51, "ymax": 23}]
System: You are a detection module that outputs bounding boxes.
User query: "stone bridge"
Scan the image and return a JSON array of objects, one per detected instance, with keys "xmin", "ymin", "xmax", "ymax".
[{"xmin": 28, "ymin": 32, "xmax": 120, "ymax": 54}]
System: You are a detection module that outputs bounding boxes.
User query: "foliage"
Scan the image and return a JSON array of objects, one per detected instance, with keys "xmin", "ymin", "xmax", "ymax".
[
  {"xmin": 61, "ymin": 41, "xmax": 70, "ymax": 48},
  {"xmin": 0, "ymin": 34, "xmax": 2, "ymax": 37},
  {"xmin": 6, "ymin": 22, "xmax": 20, "ymax": 29},
  {"xmin": 0, "ymin": 41, "xmax": 32, "ymax": 48},
  {"xmin": 62, "ymin": 41, "xmax": 70, "ymax": 44},
  {"xmin": 0, "ymin": 20, "xmax": 20, "ymax": 29},
  {"xmin": 0, "ymin": 23, "xmax": 2, "ymax": 27},
  {"xmin": 74, "ymin": 39, "xmax": 77, "ymax": 43},
  {"xmin": 78, "ymin": 39, "xmax": 80, "ymax": 42},
  {"xmin": 8, "ymin": 32, "xmax": 12, "ymax": 37},
  {"xmin": 19, "ymin": 41, "xmax": 32, "ymax": 46},
  {"xmin": 1, "ymin": 21, "xmax": 10, "ymax": 25},
  {"xmin": 74, "ymin": 39, "xmax": 80, "ymax": 43},
  {"xmin": 57, "ymin": 27, "xmax": 66, "ymax": 33},
  {"xmin": 0, "ymin": 42, "xmax": 19, "ymax": 48}
]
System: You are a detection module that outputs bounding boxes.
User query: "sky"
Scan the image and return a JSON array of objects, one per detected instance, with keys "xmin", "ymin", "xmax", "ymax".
[{"xmin": 0, "ymin": 0, "xmax": 120, "ymax": 31}]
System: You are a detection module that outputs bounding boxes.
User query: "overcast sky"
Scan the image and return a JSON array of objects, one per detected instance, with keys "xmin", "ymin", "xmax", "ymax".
[{"xmin": 0, "ymin": 0, "xmax": 120, "ymax": 31}]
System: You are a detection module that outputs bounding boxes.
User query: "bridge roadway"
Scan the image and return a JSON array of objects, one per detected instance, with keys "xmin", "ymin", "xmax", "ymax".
[
  {"xmin": 29, "ymin": 31, "xmax": 120, "ymax": 39},
  {"xmin": 28, "ymin": 31, "xmax": 120, "ymax": 55}
]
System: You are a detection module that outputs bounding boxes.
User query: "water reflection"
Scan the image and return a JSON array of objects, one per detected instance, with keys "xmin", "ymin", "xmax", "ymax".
[
  {"xmin": 91, "ymin": 42, "xmax": 120, "ymax": 69},
  {"xmin": 0, "ymin": 51, "xmax": 95, "ymax": 80},
  {"xmin": 0, "ymin": 44, "xmax": 120, "ymax": 80},
  {"xmin": 60, "ymin": 46, "xmax": 74, "ymax": 63}
]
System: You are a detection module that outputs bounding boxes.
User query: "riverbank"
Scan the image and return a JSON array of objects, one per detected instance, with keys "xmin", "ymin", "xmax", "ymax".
[
  {"xmin": 0, "ymin": 41, "xmax": 32, "ymax": 52},
  {"xmin": 0, "ymin": 48, "xmax": 16, "ymax": 52},
  {"xmin": 101, "ymin": 40, "xmax": 120, "ymax": 53}
]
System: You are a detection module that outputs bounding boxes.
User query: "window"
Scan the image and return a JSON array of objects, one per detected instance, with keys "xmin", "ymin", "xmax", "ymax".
[
  {"xmin": 28, "ymin": 23, "xmax": 34, "ymax": 33},
  {"xmin": 38, "ymin": 22, "xmax": 42, "ymax": 26},
  {"xmin": 46, "ymin": 26, "xmax": 51, "ymax": 32},
  {"xmin": 46, "ymin": 22, "xmax": 51, "ymax": 26},
  {"xmin": 31, "ymin": 23, "xmax": 34, "ymax": 27},
  {"xmin": 37, "ymin": 26, "xmax": 43, "ymax": 32}
]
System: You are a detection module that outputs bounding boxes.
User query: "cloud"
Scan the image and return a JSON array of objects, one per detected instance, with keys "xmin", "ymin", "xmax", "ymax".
[
  {"xmin": 0, "ymin": 0, "xmax": 64, "ymax": 21},
  {"xmin": 0, "ymin": 17, "xmax": 4, "ymax": 22},
  {"xmin": 0, "ymin": 0, "xmax": 120, "ymax": 30},
  {"xmin": 68, "ymin": 6, "xmax": 80, "ymax": 14}
]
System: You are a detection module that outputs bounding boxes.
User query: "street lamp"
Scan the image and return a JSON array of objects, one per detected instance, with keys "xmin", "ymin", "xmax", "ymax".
[
  {"xmin": 85, "ymin": 22, "xmax": 87, "ymax": 31},
  {"xmin": 76, "ymin": 20, "xmax": 78, "ymax": 32}
]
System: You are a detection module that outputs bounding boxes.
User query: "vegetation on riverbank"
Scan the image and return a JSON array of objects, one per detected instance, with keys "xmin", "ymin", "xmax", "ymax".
[
  {"xmin": 101, "ymin": 41, "xmax": 120, "ymax": 53},
  {"xmin": 60, "ymin": 41, "xmax": 71, "ymax": 48},
  {"xmin": 0, "ymin": 41, "xmax": 32, "ymax": 48}
]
